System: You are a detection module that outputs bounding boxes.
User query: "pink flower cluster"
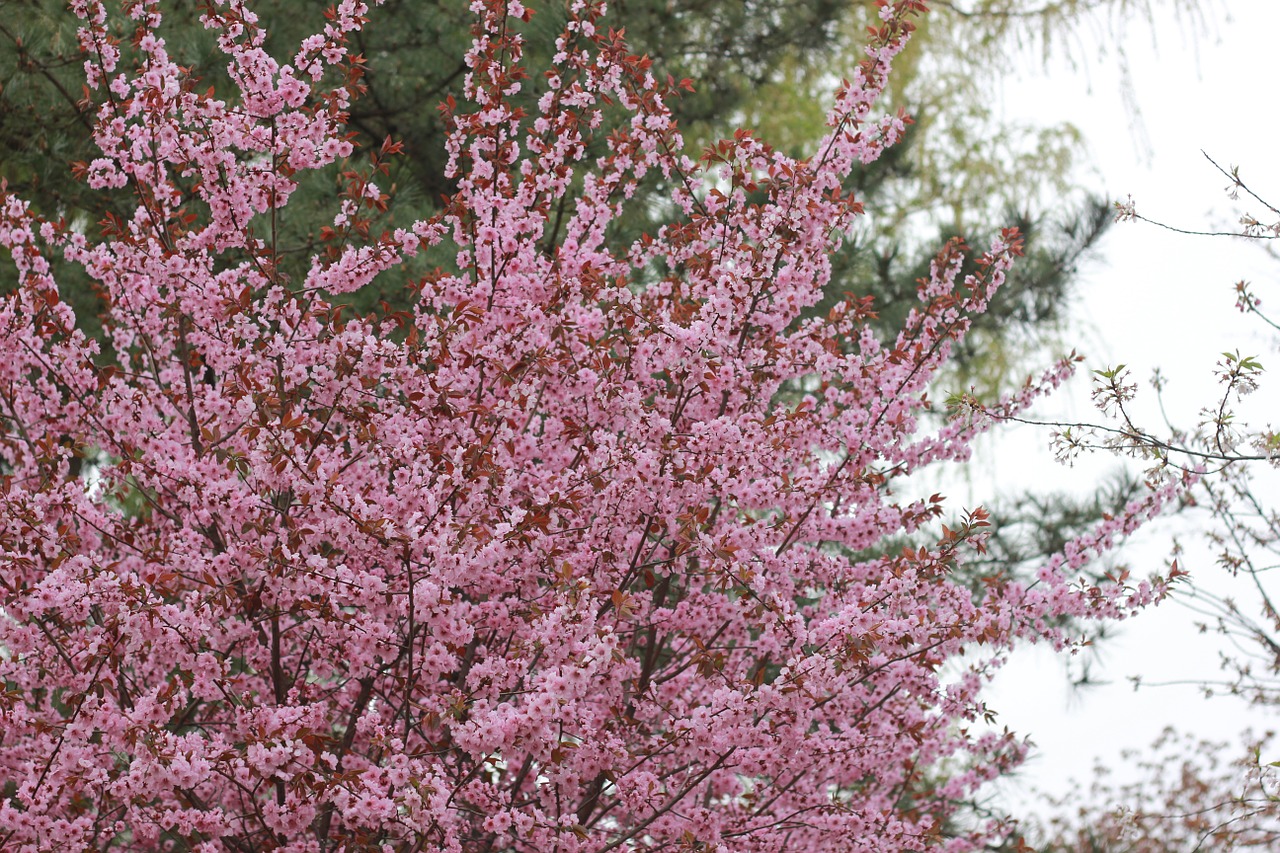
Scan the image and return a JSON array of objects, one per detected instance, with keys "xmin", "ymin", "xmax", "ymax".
[{"xmin": 0, "ymin": 1, "xmax": 1182, "ymax": 850}]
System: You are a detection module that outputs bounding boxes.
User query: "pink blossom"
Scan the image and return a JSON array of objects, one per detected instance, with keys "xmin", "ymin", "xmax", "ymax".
[{"xmin": 0, "ymin": 1, "xmax": 1186, "ymax": 850}]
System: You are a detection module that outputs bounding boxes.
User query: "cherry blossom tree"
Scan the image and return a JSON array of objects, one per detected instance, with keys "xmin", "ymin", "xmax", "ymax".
[{"xmin": 0, "ymin": 1, "xmax": 1185, "ymax": 849}]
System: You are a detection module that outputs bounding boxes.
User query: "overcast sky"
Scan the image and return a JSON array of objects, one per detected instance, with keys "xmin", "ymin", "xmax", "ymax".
[{"xmin": 971, "ymin": 0, "xmax": 1280, "ymax": 819}]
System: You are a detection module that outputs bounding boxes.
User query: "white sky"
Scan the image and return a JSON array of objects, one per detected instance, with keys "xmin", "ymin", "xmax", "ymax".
[{"xmin": 969, "ymin": 0, "xmax": 1280, "ymax": 824}]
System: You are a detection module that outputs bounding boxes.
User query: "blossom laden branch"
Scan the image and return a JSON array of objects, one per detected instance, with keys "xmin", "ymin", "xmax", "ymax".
[{"xmin": 0, "ymin": 1, "xmax": 1184, "ymax": 850}]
